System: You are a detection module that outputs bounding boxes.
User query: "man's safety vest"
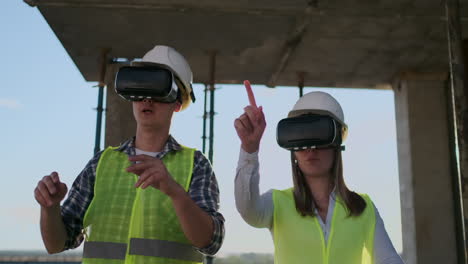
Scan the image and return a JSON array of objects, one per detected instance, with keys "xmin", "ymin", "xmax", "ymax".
[
  {"xmin": 82, "ymin": 146, "xmax": 203, "ymax": 264},
  {"xmin": 272, "ymin": 188, "xmax": 375, "ymax": 264}
]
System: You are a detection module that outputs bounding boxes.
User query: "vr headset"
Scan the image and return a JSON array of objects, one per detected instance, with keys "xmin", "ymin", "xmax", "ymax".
[
  {"xmin": 276, "ymin": 115, "xmax": 344, "ymax": 151},
  {"xmin": 115, "ymin": 66, "xmax": 179, "ymax": 102}
]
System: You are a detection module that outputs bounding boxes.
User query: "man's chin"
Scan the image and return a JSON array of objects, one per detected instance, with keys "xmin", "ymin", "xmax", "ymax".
[{"xmin": 137, "ymin": 121, "xmax": 163, "ymax": 129}]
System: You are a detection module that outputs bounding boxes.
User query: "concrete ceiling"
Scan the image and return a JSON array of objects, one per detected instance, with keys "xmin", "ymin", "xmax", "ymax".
[{"xmin": 25, "ymin": 0, "xmax": 468, "ymax": 88}]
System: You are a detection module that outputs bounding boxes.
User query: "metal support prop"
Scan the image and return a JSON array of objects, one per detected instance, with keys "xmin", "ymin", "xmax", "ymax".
[
  {"xmin": 204, "ymin": 52, "xmax": 217, "ymax": 264},
  {"xmin": 94, "ymin": 49, "xmax": 110, "ymax": 154},
  {"xmin": 207, "ymin": 51, "xmax": 217, "ymax": 165},
  {"xmin": 445, "ymin": 0, "xmax": 468, "ymax": 262},
  {"xmin": 298, "ymin": 72, "xmax": 305, "ymax": 97},
  {"xmin": 202, "ymin": 84, "xmax": 208, "ymax": 154}
]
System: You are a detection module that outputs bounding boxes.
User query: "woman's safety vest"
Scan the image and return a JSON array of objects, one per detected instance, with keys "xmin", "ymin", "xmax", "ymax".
[
  {"xmin": 272, "ymin": 188, "xmax": 375, "ymax": 264},
  {"xmin": 82, "ymin": 146, "xmax": 203, "ymax": 264}
]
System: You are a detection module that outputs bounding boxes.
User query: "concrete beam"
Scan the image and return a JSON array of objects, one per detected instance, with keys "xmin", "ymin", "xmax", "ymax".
[
  {"xmin": 23, "ymin": 1, "xmax": 313, "ymax": 16},
  {"xmin": 23, "ymin": 1, "xmax": 468, "ymax": 21},
  {"xmin": 394, "ymin": 75, "xmax": 458, "ymax": 263},
  {"xmin": 267, "ymin": 1, "xmax": 317, "ymax": 87}
]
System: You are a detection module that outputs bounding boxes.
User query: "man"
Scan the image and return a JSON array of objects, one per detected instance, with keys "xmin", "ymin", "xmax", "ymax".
[{"xmin": 34, "ymin": 45, "xmax": 224, "ymax": 263}]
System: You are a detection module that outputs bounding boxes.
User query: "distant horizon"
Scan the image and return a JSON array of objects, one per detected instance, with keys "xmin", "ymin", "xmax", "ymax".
[{"xmin": 0, "ymin": 249, "xmax": 403, "ymax": 257}]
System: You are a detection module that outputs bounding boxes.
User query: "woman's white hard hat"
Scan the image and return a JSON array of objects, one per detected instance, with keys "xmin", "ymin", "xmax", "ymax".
[
  {"xmin": 288, "ymin": 91, "xmax": 348, "ymax": 141},
  {"xmin": 133, "ymin": 45, "xmax": 194, "ymax": 110}
]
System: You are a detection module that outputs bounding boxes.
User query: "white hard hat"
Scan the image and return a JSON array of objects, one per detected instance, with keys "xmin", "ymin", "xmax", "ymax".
[
  {"xmin": 134, "ymin": 45, "xmax": 195, "ymax": 110},
  {"xmin": 288, "ymin": 91, "xmax": 348, "ymax": 141}
]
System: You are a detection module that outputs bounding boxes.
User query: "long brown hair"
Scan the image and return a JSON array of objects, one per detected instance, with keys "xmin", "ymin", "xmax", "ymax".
[{"xmin": 291, "ymin": 149, "xmax": 366, "ymax": 217}]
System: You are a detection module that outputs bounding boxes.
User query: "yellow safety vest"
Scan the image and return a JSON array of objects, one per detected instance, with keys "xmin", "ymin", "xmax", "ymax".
[
  {"xmin": 272, "ymin": 188, "xmax": 375, "ymax": 264},
  {"xmin": 82, "ymin": 146, "xmax": 203, "ymax": 264}
]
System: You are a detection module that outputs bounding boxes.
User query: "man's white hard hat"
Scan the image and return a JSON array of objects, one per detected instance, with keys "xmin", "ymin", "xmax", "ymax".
[
  {"xmin": 134, "ymin": 45, "xmax": 194, "ymax": 110},
  {"xmin": 288, "ymin": 91, "xmax": 348, "ymax": 141}
]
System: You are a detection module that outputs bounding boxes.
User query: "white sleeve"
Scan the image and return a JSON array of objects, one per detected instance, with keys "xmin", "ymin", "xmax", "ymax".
[
  {"xmin": 373, "ymin": 204, "xmax": 405, "ymax": 264},
  {"xmin": 234, "ymin": 147, "xmax": 274, "ymax": 229}
]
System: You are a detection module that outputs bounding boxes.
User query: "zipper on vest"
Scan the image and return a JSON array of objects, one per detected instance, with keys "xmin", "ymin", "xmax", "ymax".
[
  {"xmin": 313, "ymin": 199, "xmax": 340, "ymax": 264},
  {"xmin": 324, "ymin": 198, "xmax": 340, "ymax": 264},
  {"xmin": 313, "ymin": 217, "xmax": 327, "ymax": 264},
  {"xmin": 127, "ymin": 172, "xmax": 142, "ymax": 261}
]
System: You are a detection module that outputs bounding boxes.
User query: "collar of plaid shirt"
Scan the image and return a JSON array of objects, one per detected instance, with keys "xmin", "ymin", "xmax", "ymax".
[{"xmin": 114, "ymin": 135, "xmax": 183, "ymax": 158}]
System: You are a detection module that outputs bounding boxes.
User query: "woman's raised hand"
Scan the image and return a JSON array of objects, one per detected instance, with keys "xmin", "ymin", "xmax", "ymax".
[{"xmin": 234, "ymin": 80, "xmax": 266, "ymax": 153}]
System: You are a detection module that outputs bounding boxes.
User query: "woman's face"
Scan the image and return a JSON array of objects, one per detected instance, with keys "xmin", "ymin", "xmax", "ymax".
[{"xmin": 294, "ymin": 148, "xmax": 335, "ymax": 178}]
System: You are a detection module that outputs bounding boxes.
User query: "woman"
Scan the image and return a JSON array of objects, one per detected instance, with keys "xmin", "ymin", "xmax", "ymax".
[{"xmin": 234, "ymin": 87, "xmax": 404, "ymax": 264}]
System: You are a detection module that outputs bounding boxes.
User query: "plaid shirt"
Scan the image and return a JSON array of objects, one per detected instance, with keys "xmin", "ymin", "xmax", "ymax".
[{"xmin": 61, "ymin": 136, "xmax": 225, "ymax": 256}]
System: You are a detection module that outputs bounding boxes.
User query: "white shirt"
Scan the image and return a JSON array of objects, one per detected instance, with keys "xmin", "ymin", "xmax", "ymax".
[
  {"xmin": 235, "ymin": 148, "xmax": 404, "ymax": 264},
  {"xmin": 135, "ymin": 148, "xmax": 160, "ymax": 157}
]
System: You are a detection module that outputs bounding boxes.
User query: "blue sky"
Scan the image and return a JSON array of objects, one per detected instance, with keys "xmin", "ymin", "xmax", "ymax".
[{"xmin": 1, "ymin": 1, "xmax": 402, "ymax": 255}]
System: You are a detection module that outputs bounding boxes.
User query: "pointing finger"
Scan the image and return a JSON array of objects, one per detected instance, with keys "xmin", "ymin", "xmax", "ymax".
[{"xmin": 244, "ymin": 80, "xmax": 257, "ymax": 108}]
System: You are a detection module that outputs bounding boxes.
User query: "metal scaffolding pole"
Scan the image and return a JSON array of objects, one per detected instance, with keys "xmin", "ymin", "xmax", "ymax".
[
  {"xmin": 207, "ymin": 51, "xmax": 217, "ymax": 165},
  {"xmin": 298, "ymin": 72, "xmax": 305, "ymax": 97},
  {"xmin": 445, "ymin": 0, "xmax": 468, "ymax": 262},
  {"xmin": 94, "ymin": 48, "xmax": 110, "ymax": 154},
  {"xmin": 204, "ymin": 51, "xmax": 217, "ymax": 264},
  {"xmin": 202, "ymin": 84, "xmax": 208, "ymax": 154}
]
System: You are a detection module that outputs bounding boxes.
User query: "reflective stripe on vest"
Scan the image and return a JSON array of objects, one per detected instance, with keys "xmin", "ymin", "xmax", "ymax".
[
  {"xmin": 82, "ymin": 145, "xmax": 202, "ymax": 264},
  {"xmin": 83, "ymin": 239, "xmax": 203, "ymax": 262},
  {"xmin": 83, "ymin": 241, "xmax": 127, "ymax": 260},
  {"xmin": 272, "ymin": 188, "xmax": 376, "ymax": 264},
  {"xmin": 129, "ymin": 238, "xmax": 203, "ymax": 262}
]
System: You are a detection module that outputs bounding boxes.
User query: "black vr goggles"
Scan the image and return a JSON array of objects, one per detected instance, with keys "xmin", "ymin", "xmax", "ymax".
[
  {"xmin": 115, "ymin": 66, "xmax": 179, "ymax": 103},
  {"xmin": 276, "ymin": 115, "xmax": 344, "ymax": 151}
]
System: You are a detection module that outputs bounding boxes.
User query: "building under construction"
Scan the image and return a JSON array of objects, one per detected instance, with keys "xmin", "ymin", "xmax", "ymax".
[{"xmin": 21, "ymin": 0, "xmax": 468, "ymax": 263}]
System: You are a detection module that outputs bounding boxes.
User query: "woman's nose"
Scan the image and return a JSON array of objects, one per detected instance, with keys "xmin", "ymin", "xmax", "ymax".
[
  {"xmin": 304, "ymin": 148, "xmax": 317, "ymax": 153},
  {"xmin": 142, "ymin": 98, "xmax": 154, "ymax": 104}
]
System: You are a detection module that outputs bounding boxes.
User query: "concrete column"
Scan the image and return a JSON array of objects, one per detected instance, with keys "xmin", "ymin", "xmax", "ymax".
[
  {"xmin": 104, "ymin": 64, "xmax": 136, "ymax": 147},
  {"xmin": 464, "ymin": 39, "xmax": 468, "ymax": 261},
  {"xmin": 394, "ymin": 73, "xmax": 458, "ymax": 264}
]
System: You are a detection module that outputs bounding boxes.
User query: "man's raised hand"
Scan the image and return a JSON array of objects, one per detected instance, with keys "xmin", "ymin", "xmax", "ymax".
[{"xmin": 34, "ymin": 172, "xmax": 68, "ymax": 208}]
